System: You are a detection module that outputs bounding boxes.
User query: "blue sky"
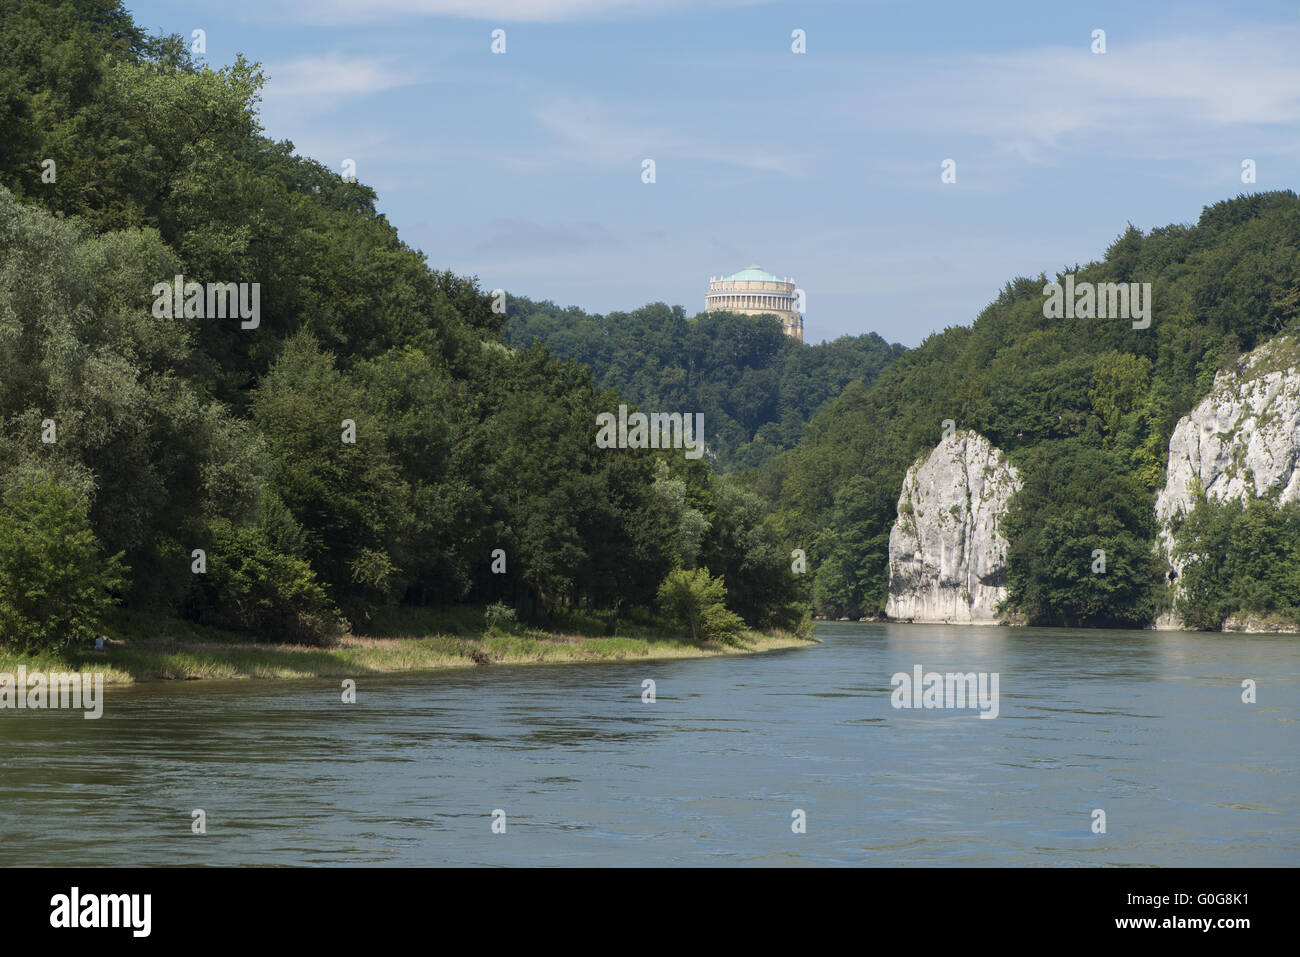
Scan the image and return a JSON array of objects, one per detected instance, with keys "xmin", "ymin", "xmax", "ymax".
[{"xmin": 124, "ymin": 0, "xmax": 1300, "ymax": 346}]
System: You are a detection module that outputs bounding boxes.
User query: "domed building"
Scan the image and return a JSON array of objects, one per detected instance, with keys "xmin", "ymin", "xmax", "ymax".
[{"xmin": 705, "ymin": 265, "xmax": 803, "ymax": 342}]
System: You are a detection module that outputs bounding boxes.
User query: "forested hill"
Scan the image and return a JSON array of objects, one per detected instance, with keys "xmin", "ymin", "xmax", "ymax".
[
  {"xmin": 0, "ymin": 0, "xmax": 808, "ymax": 653},
  {"xmin": 505, "ymin": 298, "xmax": 904, "ymax": 470},
  {"xmin": 755, "ymin": 190, "xmax": 1300, "ymax": 625}
]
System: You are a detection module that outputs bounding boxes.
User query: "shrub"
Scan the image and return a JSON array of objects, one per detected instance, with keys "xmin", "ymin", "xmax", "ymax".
[
  {"xmin": 484, "ymin": 601, "xmax": 517, "ymax": 635},
  {"xmin": 656, "ymin": 568, "xmax": 746, "ymax": 644},
  {"xmin": 191, "ymin": 517, "xmax": 343, "ymax": 644},
  {"xmin": 1173, "ymin": 496, "xmax": 1300, "ymax": 630},
  {"xmin": 0, "ymin": 479, "xmax": 127, "ymax": 654}
]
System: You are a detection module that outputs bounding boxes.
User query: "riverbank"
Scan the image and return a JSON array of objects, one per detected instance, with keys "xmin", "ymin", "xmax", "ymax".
[{"xmin": 0, "ymin": 610, "xmax": 816, "ymax": 685}]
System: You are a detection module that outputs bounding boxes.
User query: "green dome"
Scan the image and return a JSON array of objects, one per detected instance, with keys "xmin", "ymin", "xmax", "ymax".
[{"xmin": 722, "ymin": 264, "xmax": 783, "ymax": 282}]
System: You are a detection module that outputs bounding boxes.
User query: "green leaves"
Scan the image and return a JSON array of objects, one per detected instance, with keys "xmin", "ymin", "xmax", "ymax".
[
  {"xmin": 0, "ymin": 478, "xmax": 126, "ymax": 654},
  {"xmin": 759, "ymin": 191, "xmax": 1300, "ymax": 625},
  {"xmin": 503, "ymin": 296, "xmax": 901, "ymax": 471},
  {"xmin": 656, "ymin": 568, "xmax": 744, "ymax": 645},
  {"xmin": 1173, "ymin": 497, "xmax": 1300, "ymax": 630},
  {"xmin": 190, "ymin": 514, "xmax": 338, "ymax": 644},
  {"xmin": 0, "ymin": 0, "xmax": 819, "ymax": 647},
  {"xmin": 1002, "ymin": 444, "xmax": 1159, "ymax": 627},
  {"xmin": 252, "ymin": 333, "xmax": 408, "ymax": 624}
]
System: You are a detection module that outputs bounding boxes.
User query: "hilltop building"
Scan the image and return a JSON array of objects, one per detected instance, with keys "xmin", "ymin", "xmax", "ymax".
[{"xmin": 705, "ymin": 265, "xmax": 803, "ymax": 342}]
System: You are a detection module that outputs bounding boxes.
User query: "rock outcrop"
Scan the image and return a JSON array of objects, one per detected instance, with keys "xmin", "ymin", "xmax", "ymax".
[
  {"xmin": 1155, "ymin": 335, "xmax": 1300, "ymax": 625},
  {"xmin": 885, "ymin": 431, "xmax": 1022, "ymax": 624}
]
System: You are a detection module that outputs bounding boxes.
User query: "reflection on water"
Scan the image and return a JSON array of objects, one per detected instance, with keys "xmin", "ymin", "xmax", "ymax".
[{"xmin": 0, "ymin": 622, "xmax": 1296, "ymax": 866}]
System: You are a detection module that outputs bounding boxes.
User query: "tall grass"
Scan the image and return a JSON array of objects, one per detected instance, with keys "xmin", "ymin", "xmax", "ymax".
[{"xmin": 0, "ymin": 606, "xmax": 817, "ymax": 684}]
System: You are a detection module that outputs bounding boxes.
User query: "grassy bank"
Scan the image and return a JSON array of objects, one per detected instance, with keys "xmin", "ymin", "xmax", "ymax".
[{"xmin": 0, "ymin": 607, "xmax": 817, "ymax": 685}]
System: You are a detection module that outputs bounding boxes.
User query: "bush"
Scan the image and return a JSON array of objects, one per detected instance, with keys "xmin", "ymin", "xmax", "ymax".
[
  {"xmin": 484, "ymin": 601, "xmax": 517, "ymax": 635},
  {"xmin": 656, "ymin": 568, "xmax": 746, "ymax": 644},
  {"xmin": 1173, "ymin": 496, "xmax": 1300, "ymax": 629},
  {"xmin": 0, "ymin": 479, "xmax": 127, "ymax": 654},
  {"xmin": 190, "ymin": 517, "xmax": 343, "ymax": 644}
]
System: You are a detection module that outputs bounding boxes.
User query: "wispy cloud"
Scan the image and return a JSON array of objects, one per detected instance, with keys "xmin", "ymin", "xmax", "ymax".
[
  {"xmin": 530, "ymin": 94, "xmax": 805, "ymax": 175},
  {"xmin": 859, "ymin": 25, "xmax": 1300, "ymax": 154},
  {"xmin": 263, "ymin": 53, "xmax": 422, "ymax": 99}
]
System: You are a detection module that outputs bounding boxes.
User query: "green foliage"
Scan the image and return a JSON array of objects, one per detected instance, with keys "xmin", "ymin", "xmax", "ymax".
[
  {"xmin": 1089, "ymin": 351, "xmax": 1151, "ymax": 436},
  {"xmin": 483, "ymin": 602, "xmax": 517, "ymax": 636},
  {"xmin": 0, "ymin": 185, "xmax": 238, "ymax": 608},
  {"xmin": 760, "ymin": 190, "xmax": 1300, "ymax": 624},
  {"xmin": 252, "ymin": 333, "xmax": 408, "ymax": 624},
  {"xmin": 698, "ymin": 475, "xmax": 807, "ymax": 629},
  {"xmin": 656, "ymin": 568, "xmax": 745, "ymax": 644},
  {"xmin": 11, "ymin": 0, "xmax": 1297, "ymax": 640},
  {"xmin": 1002, "ymin": 444, "xmax": 1160, "ymax": 626},
  {"xmin": 189, "ymin": 514, "xmax": 340, "ymax": 644},
  {"xmin": 811, "ymin": 476, "xmax": 896, "ymax": 618},
  {"xmin": 1172, "ymin": 497, "xmax": 1300, "ymax": 630},
  {"xmin": 504, "ymin": 297, "xmax": 904, "ymax": 470},
  {"xmin": 0, "ymin": 478, "xmax": 127, "ymax": 653},
  {"xmin": 0, "ymin": 1, "xmax": 811, "ymax": 642}
]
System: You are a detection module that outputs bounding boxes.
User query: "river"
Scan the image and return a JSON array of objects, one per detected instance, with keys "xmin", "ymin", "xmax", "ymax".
[{"xmin": 1, "ymin": 622, "xmax": 1296, "ymax": 866}]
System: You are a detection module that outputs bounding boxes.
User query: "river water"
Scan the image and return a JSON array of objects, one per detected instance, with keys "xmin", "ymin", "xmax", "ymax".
[{"xmin": 1, "ymin": 622, "xmax": 1296, "ymax": 866}]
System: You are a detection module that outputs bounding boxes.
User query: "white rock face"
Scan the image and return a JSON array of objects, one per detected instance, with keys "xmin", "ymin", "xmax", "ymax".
[
  {"xmin": 1156, "ymin": 338, "xmax": 1300, "ymax": 589},
  {"xmin": 1157, "ymin": 350, "xmax": 1300, "ymax": 516},
  {"xmin": 885, "ymin": 431, "xmax": 1022, "ymax": 624}
]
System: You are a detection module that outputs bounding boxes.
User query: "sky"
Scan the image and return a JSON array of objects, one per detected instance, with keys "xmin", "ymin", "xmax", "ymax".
[{"xmin": 123, "ymin": 0, "xmax": 1300, "ymax": 347}]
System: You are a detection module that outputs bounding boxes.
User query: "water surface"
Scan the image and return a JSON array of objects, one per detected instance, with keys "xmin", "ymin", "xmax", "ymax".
[{"xmin": 1, "ymin": 623, "xmax": 1296, "ymax": 866}]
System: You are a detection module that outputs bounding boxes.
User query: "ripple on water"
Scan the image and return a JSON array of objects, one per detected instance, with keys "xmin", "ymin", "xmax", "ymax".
[{"xmin": 0, "ymin": 623, "xmax": 1296, "ymax": 866}]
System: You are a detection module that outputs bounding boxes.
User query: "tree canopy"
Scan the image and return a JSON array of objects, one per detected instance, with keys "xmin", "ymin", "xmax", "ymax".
[
  {"xmin": 752, "ymin": 194, "xmax": 1300, "ymax": 623},
  {"xmin": 0, "ymin": 0, "xmax": 807, "ymax": 649}
]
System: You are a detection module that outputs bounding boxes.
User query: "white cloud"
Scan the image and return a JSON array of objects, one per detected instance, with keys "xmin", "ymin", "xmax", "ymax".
[
  {"xmin": 263, "ymin": 54, "xmax": 421, "ymax": 98},
  {"xmin": 861, "ymin": 24, "xmax": 1300, "ymax": 153},
  {"xmin": 531, "ymin": 95, "xmax": 805, "ymax": 175}
]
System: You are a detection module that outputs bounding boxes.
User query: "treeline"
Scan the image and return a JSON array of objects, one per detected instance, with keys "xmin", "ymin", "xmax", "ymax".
[
  {"xmin": 504, "ymin": 297, "xmax": 904, "ymax": 470},
  {"xmin": 752, "ymin": 191, "xmax": 1300, "ymax": 626},
  {"xmin": 0, "ymin": 0, "xmax": 804, "ymax": 653}
]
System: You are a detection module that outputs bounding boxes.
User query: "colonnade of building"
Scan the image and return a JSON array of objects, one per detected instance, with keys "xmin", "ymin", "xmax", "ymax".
[{"xmin": 704, "ymin": 293, "xmax": 798, "ymax": 311}]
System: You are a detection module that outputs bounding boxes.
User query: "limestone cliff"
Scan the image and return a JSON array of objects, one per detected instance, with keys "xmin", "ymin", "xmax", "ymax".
[
  {"xmin": 1155, "ymin": 335, "xmax": 1300, "ymax": 626},
  {"xmin": 885, "ymin": 431, "xmax": 1022, "ymax": 624}
]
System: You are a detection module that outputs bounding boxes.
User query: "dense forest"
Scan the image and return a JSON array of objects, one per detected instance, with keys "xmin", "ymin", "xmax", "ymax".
[
  {"xmin": 3, "ymin": 1, "xmax": 1297, "ymax": 656},
  {"xmin": 506, "ymin": 197, "xmax": 1300, "ymax": 630},
  {"xmin": 0, "ymin": 0, "xmax": 806, "ymax": 653},
  {"xmin": 505, "ymin": 298, "xmax": 904, "ymax": 470},
  {"xmin": 751, "ymin": 193, "xmax": 1300, "ymax": 626}
]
